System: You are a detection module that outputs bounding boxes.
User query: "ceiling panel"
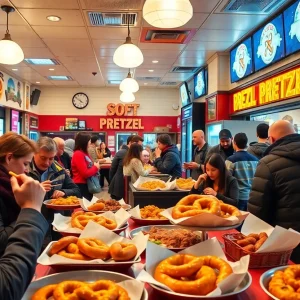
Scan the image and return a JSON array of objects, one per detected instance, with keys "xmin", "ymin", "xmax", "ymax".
[
  {"xmin": 185, "ymin": 40, "xmax": 233, "ymax": 51},
  {"xmin": 193, "ymin": 29, "xmax": 247, "ymax": 42},
  {"xmin": 138, "ymin": 42, "xmax": 186, "ymax": 51},
  {"xmin": 190, "ymin": 0, "xmax": 222, "ymax": 13},
  {"xmin": 23, "ymin": 47, "xmax": 55, "ymax": 58},
  {"xmin": 141, "ymin": 50, "xmax": 181, "ymax": 59},
  {"xmin": 0, "ymin": 25, "xmax": 37, "ymax": 38},
  {"xmin": 88, "ymin": 27, "xmax": 141, "ymax": 40},
  {"xmin": 65, "ymin": 63, "xmax": 99, "ymax": 73},
  {"xmin": 0, "ymin": 9, "xmax": 27, "ymax": 25},
  {"xmin": 51, "ymin": 80, "xmax": 80, "ymax": 86},
  {"xmin": 18, "ymin": 9, "xmax": 84, "ymax": 26},
  {"xmin": 57, "ymin": 56, "xmax": 97, "ymax": 65},
  {"xmin": 13, "ymin": 38, "xmax": 46, "ymax": 48},
  {"xmin": 162, "ymin": 73, "xmax": 194, "ymax": 81},
  {"xmin": 92, "ymin": 39, "xmax": 138, "ymax": 49},
  {"xmin": 28, "ymin": 65, "xmax": 71, "ymax": 76},
  {"xmin": 139, "ymin": 63, "xmax": 173, "ymax": 70},
  {"xmin": 179, "ymin": 50, "xmax": 215, "ymax": 59},
  {"xmin": 174, "ymin": 57, "xmax": 207, "ymax": 67},
  {"xmin": 80, "ymin": 0, "xmax": 144, "ymax": 10},
  {"xmin": 142, "ymin": 57, "xmax": 175, "ymax": 65},
  {"xmin": 33, "ymin": 26, "xmax": 88, "ymax": 39},
  {"xmin": 135, "ymin": 69, "xmax": 169, "ymax": 76},
  {"xmin": 12, "ymin": 0, "xmax": 79, "ymax": 9}
]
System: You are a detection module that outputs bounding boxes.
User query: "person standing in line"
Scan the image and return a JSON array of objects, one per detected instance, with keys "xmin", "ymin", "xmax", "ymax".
[
  {"xmin": 64, "ymin": 138, "xmax": 75, "ymax": 158},
  {"xmin": 88, "ymin": 135, "xmax": 100, "ymax": 163},
  {"xmin": 249, "ymin": 120, "xmax": 300, "ymax": 263},
  {"xmin": 247, "ymin": 123, "xmax": 270, "ymax": 159},
  {"xmin": 53, "ymin": 137, "xmax": 71, "ymax": 175},
  {"xmin": 225, "ymin": 133, "xmax": 259, "ymax": 211},
  {"xmin": 207, "ymin": 129, "xmax": 234, "ymax": 161},
  {"xmin": 97, "ymin": 142, "xmax": 111, "ymax": 188},
  {"xmin": 183, "ymin": 130, "xmax": 211, "ymax": 180}
]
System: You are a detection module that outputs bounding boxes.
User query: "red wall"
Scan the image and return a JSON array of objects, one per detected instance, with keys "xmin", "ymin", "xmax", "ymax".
[{"xmin": 206, "ymin": 93, "xmax": 230, "ymax": 124}]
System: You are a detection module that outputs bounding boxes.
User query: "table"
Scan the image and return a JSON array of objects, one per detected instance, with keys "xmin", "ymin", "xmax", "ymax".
[
  {"xmin": 99, "ymin": 163, "xmax": 111, "ymax": 169},
  {"xmin": 35, "ymin": 219, "xmax": 279, "ymax": 299}
]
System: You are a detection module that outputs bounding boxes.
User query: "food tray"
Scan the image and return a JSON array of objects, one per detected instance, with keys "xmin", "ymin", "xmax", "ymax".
[
  {"xmin": 53, "ymin": 221, "xmax": 129, "ymax": 237},
  {"xmin": 260, "ymin": 265, "xmax": 291, "ymax": 300},
  {"xmin": 170, "ymin": 221, "xmax": 243, "ymax": 231},
  {"xmin": 83, "ymin": 204, "xmax": 131, "ymax": 214},
  {"xmin": 130, "ymin": 216, "xmax": 170, "ymax": 225},
  {"xmin": 129, "ymin": 225, "xmax": 207, "ymax": 252},
  {"xmin": 149, "ymin": 271, "xmax": 252, "ymax": 299},
  {"xmin": 22, "ymin": 270, "xmax": 148, "ymax": 300},
  {"xmin": 223, "ymin": 233, "xmax": 292, "ymax": 268},
  {"xmin": 44, "ymin": 199, "xmax": 81, "ymax": 211}
]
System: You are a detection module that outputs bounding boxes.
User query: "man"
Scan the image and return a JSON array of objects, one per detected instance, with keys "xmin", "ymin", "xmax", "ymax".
[
  {"xmin": 53, "ymin": 137, "xmax": 71, "ymax": 173},
  {"xmin": 109, "ymin": 135, "xmax": 144, "ymax": 200},
  {"xmin": 207, "ymin": 129, "xmax": 234, "ymax": 161},
  {"xmin": 183, "ymin": 130, "xmax": 211, "ymax": 180},
  {"xmin": 226, "ymin": 133, "xmax": 258, "ymax": 211},
  {"xmin": 247, "ymin": 123, "xmax": 270, "ymax": 159},
  {"xmin": 249, "ymin": 120, "xmax": 300, "ymax": 262}
]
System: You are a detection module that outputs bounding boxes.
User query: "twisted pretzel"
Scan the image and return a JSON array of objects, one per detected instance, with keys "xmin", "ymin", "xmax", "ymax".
[
  {"xmin": 109, "ymin": 242, "xmax": 138, "ymax": 261},
  {"xmin": 77, "ymin": 238, "xmax": 111, "ymax": 260}
]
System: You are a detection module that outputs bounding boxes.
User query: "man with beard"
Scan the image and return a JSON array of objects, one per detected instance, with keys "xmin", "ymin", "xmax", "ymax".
[{"xmin": 207, "ymin": 129, "xmax": 234, "ymax": 161}]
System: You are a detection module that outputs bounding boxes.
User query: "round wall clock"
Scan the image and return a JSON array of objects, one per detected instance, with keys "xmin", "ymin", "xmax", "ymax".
[{"xmin": 72, "ymin": 92, "xmax": 89, "ymax": 109}]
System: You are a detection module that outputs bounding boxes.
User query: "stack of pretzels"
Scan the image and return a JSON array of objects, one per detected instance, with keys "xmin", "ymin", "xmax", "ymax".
[
  {"xmin": 71, "ymin": 211, "xmax": 117, "ymax": 230},
  {"xmin": 235, "ymin": 232, "xmax": 268, "ymax": 252},
  {"xmin": 31, "ymin": 279, "xmax": 130, "ymax": 300},
  {"xmin": 172, "ymin": 194, "xmax": 241, "ymax": 219},
  {"xmin": 49, "ymin": 236, "xmax": 138, "ymax": 262}
]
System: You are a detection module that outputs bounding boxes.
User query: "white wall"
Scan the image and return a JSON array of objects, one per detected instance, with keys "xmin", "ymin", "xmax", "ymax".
[{"xmin": 35, "ymin": 86, "xmax": 180, "ymax": 116}]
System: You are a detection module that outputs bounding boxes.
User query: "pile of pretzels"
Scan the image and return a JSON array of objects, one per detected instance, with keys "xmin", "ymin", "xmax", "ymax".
[{"xmin": 235, "ymin": 232, "xmax": 268, "ymax": 252}]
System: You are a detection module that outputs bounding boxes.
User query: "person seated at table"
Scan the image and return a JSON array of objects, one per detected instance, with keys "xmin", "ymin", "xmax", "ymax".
[
  {"xmin": 97, "ymin": 142, "xmax": 111, "ymax": 188},
  {"xmin": 190, "ymin": 153, "xmax": 239, "ymax": 206},
  {"xmin": 123, "ymin": 144, "xmax": 154, "ymax": 183},
  {"xmin": 53, "ymin": 137, "xmax": 71, "ymax": 174},
  {"xmin": 142, "ymin": 149, "xmax": 153, "ymax": 165},
  {"xmin": 0, "ymin": 132, "xmax": 37, "ymax": 257},
  {"xmin": 0, "ymin": 174, "xmax": 48, "ymax": 300}
]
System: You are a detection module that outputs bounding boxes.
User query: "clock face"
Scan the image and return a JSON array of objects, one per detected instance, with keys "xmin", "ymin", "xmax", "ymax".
[{"xmin": 72, "ymin": 93, "xmax": 89, "ymax": 109}]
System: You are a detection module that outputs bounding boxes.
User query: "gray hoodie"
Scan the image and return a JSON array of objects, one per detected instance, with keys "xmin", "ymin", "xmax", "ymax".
[
  {"xmin": 65, "ymin": 139, "xmax": 75, "ymax": 158},
  {"xmin": 247, "ymin": 142, "xmax": 269, "ymax": 159}
]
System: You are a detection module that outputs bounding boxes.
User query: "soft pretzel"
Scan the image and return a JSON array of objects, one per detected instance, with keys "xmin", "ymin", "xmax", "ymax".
[
  {"xmin": 109, "ymin": 242, "xmax": 137, "ymax": 261},
  {"xmin": 88, "ymin": 202, "xmax": 105, "ymax": 211},
  {"xmin": 57, "ymin": 249, "xmax": 89, "ymax": 261},
  {"xmin": 49, "ymin": 236, "xmax": 79, "ymax": 256},
  {"xmin": 77, "ymin": 238, "xmax": 111, "ymax": 260},
  {"xmin": 284, "ymin": 265, "xmax": 300, "ymax": 290},
  {"xmin": 53, "ymin": 281, "xmax": 86, "ymax": 299},
  {"xmin": 220, "ymin": 203, "xmax": 241, "ymax": 218},
  {"xmin": 71, "ymin": 212, "xmax": 117, "ymax": 230},
  {"xmin": 31, "ymin": 284, "xmax": 57, "ymax": 300},
  {"xmin": 76, "ymin": 280, "xmax": 119, "ymax": 299}
]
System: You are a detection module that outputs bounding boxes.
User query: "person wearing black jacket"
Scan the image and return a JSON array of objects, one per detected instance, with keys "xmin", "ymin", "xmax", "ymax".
[
  {"xmin": 0, "ymin": 174, "xmax": 48, "ymax": 300},
  {"xmin": 190, "ymin": 153, "xmax": 238, "ymax": 206},
  {"xmin": 98, "ymin": 142, "xmax": 112, "ymax": 188},
  {"xmin": 249, "ymin": 120, "xmax": 300, "ymax": 262}
]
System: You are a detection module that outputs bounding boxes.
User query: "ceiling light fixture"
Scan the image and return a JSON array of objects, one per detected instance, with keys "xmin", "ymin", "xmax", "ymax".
[
  {"xmin": 143, "ymin": 0, "xmax": 193, "ymax": 28},
  {"xmin": 120, "ymin": 91, "xmax": 135, "ymax": 103},
  {"xmin": 12, "ymin": 68, "xmax": 18, "ymax": 71},
  {"xmin": 46, "ymin": 15, "xmax": 61, "ymax": 22},
  {"xmin": 0, "ymin": 6, "xmax": 24, "ymax": 65},
  {"xmin": 49, "ymin": 68, "xmax": 55, "ymax": 71},
  {"xmin": 113, "ymin": 16, "xmax": 143, "ymax": 68},
  {"xmin": 36, "ymin": 81, "xmax": 40, "ymax": 84},
  {"xmin": 152, "ymin": 60, "xmax": 159, "ymax": 63},
  {"xmin": 120, "ymin": 69, "xmax": 139, "ymax": 93},
  {"xmin": 148, "ymin": 69, "xmax": 154, "ymax": 72}
]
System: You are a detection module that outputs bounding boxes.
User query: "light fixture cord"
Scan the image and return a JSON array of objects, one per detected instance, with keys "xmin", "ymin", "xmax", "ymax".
[
  {"xmin": 127, "ymin": 14, "xmax": 130, "ymax": 37},
  {"xmin": 6, "ymin": 11, "xmax": 9, "ymax": 34}
]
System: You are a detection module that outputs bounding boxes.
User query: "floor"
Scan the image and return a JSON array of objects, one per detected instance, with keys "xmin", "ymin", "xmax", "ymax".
[{"xmin": 94, "ymin": 182, "xmax": 111, "ymax": 200}]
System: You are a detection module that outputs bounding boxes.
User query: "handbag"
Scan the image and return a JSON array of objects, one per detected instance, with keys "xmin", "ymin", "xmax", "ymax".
[{"xmin": 85, "ymin": 155, "xmax": 101, "ymax": 194}]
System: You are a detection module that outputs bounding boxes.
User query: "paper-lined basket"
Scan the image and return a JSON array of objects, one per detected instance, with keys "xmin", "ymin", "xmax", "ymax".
[
  {"xmin": 129, "ymin": 205, "xmax": 170, "ymax": 225},
  {"xmin": 133, "ymin": 176, "xmax": 176, "ymax": 191}
]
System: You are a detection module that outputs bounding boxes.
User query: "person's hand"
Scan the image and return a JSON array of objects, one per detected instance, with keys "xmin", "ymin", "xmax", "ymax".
[
  {"xmin": 203, "ymin": 187, "xmax": 217, "ymax": 196},
  {"xmin": 41, "ymin": 180, "xmax": 52, "ymax": 192},
  {"xmin": 52, "ymin": 190, "xmax": 65, "ymax": 199},
  {"xmin": 11, "ymin": 174, "xmax": 46, "ymax": 212},
  {"xmin": 188, "ymin": 162, "xmax": 200, "ymax": 169},
  {"xmin": 197, "ymin": 173, "xmax": 207, "ymax": 184},
  {"xmin": 65, "ymin": 169, "xmax": 71, "ymax": 177},
  {"xmin": 155, "ymin": 147, "xmax": 161, "ymax": 158},
  {"xmin": 94, "ymin": 161, "xmax": 100, "ymax": 169},
  {"xmin": 183, "ymin": 162, "xmax": 190, "ymax": 170}
]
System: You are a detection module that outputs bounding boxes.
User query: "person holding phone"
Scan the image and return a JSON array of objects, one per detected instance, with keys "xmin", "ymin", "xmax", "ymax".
[{"xmin": 190, "ymin": 153, "xmax": 238, "ymax": 207}]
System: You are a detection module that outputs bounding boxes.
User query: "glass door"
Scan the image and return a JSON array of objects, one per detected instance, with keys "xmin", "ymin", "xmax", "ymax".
[{"xmin": 207, "ymin": 123, "xmax": 222, "ymax": 146}]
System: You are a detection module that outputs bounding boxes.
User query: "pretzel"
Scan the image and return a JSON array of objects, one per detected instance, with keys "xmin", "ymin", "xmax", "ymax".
[
  {"xmin": 284, "ymin": 265, "xmax": 300, "ymax": 290},
  {"xmin": 109, "ymin": 242, "xmax": 137, "ymax": 261},
  {"xmin": 87, "ymin": 202, "xmax": 105, "ymax": 211},
  {"xmin": 57, "ymin": 249, "xmax": 90, "ymax": 261},
  {"xmin": 220, "ymin": 203, "xmax": 241, "ymax": 218},
  {"xmin": 265, "ymin": 32, "xmax": 273, "ymax": 57},
  {"xmin": 31, "ymin": 284, "xmax": 57, "ymax": 300},
  {"xmin": 49, "ymin": 236, "xmax": 79, "ymax": 256},
  {"xmin": 139, "ymin": 180, "xmax": 166, "ymax": 190},
  {"xmin": 53, "ymin": 281, "xmax": 86, "ymax": 299},
  {"xmin": 49, "ymin": 196, "xmax": 79, "ymax": 205},
  {"xmin": 176, "ymin": 178, "xmax": 195, "ymax": 190},
  {"xmin": 77, "ymin": 238, "xmax": 111, "ymax": 260},
  {"xmin": 71, "ymin": 212, "xmax": 117, "ymax": 230},
  {"xmin": 76, "ymin": 280, "xmax": 119, "ymax": 299}
]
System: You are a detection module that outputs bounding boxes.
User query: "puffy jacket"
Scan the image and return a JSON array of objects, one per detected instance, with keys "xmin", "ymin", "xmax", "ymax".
[
  {"xmin": 207, "ymin": 144, "xmax": 234, "ymax": 161},
  {"xmin": 247, "ymin": 142, "xmax": 270, "ymax": 159},
  {"xmin": 154, "ymin": 145, "xmax": 182, "ymax": 178}
]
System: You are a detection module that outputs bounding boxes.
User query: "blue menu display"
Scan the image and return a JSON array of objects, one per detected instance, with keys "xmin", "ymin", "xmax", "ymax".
[
  {"xmin": 194, "ymin": 68, "xmax": 207, "ymax": 99},
  {"xmin": 284, "ymin": 0, "xmax": 300, "ymax": 55},
  {"xmin": 230, "ymin": 37, "xmax": 253, "ymax": 83},
  {"xmin": 180, "ymin": 82, "xmax": 190, "ymax": 107},
  {"xmin": 253, "ymin": 14, "xmax": 285, "ymax": 72}
]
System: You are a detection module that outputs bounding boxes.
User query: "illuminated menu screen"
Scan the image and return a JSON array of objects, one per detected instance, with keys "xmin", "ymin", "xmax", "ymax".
[
  {"xmin": 284, "ymin": 0, "xmax": 300, "ymax": 56},
  {"xmin": 253, "ymin": 14, "xmax": 285, "ymax": 72},
  {"xmin": 180, "ymin": 83, "xmax": 190, "ymax": 107},
  {"xmin": 230, "ymin": 37, "xmax": 253, "ymax": 83},
  {"xmin": 194, "ymin": 68, "xmax": 207, "ymax": 99}
]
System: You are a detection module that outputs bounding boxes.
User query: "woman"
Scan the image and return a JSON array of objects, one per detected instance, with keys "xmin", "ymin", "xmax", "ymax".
[
  {"xmin": 190, "ymin": 153, "xmax": 239, "ymax": 206},
  {"xmin": 123, "ymin": 144, "xmax": 154, "ymax": 183},
  {"xmin": 97, "ymin": 142, "xmax": 111, "ymax": 188},
  {"xmin": 71, "ymin": 132, "xmax": 100, "ymax": 200},
  {"xmin": 0, "ymin": 132, "xmax": 37, "ymax": 256}
]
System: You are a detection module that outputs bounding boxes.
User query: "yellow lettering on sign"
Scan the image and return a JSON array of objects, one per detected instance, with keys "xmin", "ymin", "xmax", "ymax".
[
  {"xmin": 138, "ymin": 119, "xmax": 144, "ymax": 129},
  {"xmin": 296, "ymin": 69, "xmax": 300, "ymax": 95},
  {"xmin": 113, "ymin": 118, "xmax": 120, "ymax": 129},
  {"xmin": 259, "ymin": 82, "xmax": 266, "ymax": 105},
  {"xmin": 99, "ymin": 117, "xmax": 144, "ymax": 129},
  {"xmin": 115, "ymin": 104, "xmax": 125, "ymax": 116},
  {"xmin": 106, "ymin": 103, "xmax": 115, "ymax": 116},
  {"xmin": 233, "ymin": 86, "xmax": 256, "ymax": 111},
  {"xmin": 107, "ymin": 119, "xmax": 113, "ymax": 129},
  {"xmin": 126, "ymin": 119, "xmax": 132, "ymax": 129},
  {"xmin": 100, "ymin": 119, "xmax": 106, "ymax": 129},
  {"xmin": 272, "ymin": 77, "xmax": 280, "ymax": 101},
  {"xmin": 285, "ymin": 70, "xmax": 296, "ymax": 98}
]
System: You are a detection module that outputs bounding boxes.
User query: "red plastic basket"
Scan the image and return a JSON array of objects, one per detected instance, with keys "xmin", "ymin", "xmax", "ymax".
[{"xmin": 223, "ymin": 233, "xmax": 292, "ymax": 268}]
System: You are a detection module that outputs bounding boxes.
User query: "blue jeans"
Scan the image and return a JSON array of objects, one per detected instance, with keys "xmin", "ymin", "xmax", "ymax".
[{"xmin": 238, "ymin": 200, "xmax": 248, "ymax": 211}]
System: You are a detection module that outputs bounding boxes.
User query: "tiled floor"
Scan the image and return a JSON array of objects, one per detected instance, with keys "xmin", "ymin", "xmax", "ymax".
[{"xmin": 94, "ymin": 185, "xmax": 111, "ymax": 200}]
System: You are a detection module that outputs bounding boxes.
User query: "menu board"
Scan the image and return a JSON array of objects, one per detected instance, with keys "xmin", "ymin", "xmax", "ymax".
[
  {"xmin": 194, "ymin": 68, "xmax": 207, "ymax": 99},
  {"xmin": 65, "ymin": 118, "xmax": 78, "ymax": 130},
  {"xmin": 180, "ymin": 82, "xmax": 190, "ymax": 107},
  {"xmin": 284, "ymin": 0, "xmax": 300, "ymax": 56},
  {"xmin": 253, "ymin": 14, "xmax": 285, "ymax": 72},
  {"xmin": 230, "ymin": 37, "xmax": 253, "ymax": 83},
  {"xmin": 11, "ymin": 110, "xmax": 19, "ymax": 133}
]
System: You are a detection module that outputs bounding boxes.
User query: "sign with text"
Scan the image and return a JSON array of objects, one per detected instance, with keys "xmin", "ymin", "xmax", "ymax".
[
  {"xmin": 100, "ymin": 103, "xmax": 144, "ymax": 130},
  {"xmin": 232, "ymin": 66, "xmax": 300, "ymax": 112}
]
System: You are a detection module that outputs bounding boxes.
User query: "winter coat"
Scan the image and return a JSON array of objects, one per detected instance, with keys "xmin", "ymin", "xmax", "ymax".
[
  {"xmin": 191, "ymin": 143, "xmax": 211, "ymax": 180},
  {"xmin": 247, "ymin": 142, "xmax": 270, "ymax": 159},
  {"xmin": 154, "ymin": 145, "xmax": 182, "ymax": 178},
  {"xmin": 207, "ymin": 144, "xmax": 234, "ymax": 161}
]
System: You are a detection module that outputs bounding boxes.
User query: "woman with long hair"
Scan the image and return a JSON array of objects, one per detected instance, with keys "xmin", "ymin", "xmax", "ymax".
[
  {"xmin": 123, "ymin": 143, "xmax": 154, "ymax": 183},
  {"xmin": 0, "ymin": 132, "xmax": 37, "ymax": 256},
  {"xmin": 97, "ymin": 142, "xmax": 111, "ymax": 188},
  {"xmin": 191, "ymin": 153, "xmax": 239, "ymax": 206},
  {"xmin": 71, "ymin": 132, "xmax": 100, "ymax": 200}
]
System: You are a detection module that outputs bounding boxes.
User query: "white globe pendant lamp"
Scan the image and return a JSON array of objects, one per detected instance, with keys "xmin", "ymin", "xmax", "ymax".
[
  {"xmin": 120, "ymin": 70, "xmax": 139, "ymax": 93},
  {"xmin": 0, "ymin": 6, "xmax": 24, "ymax": 65},
  {"xmin": 113, "ymin": 20, "xmax": 143, "ymax": 68},
  {"xmin": 120, "ymin": 91, "xmax": 135, "ymax": 103},
  {"xmin": 143, "ymin": 0, "xmax": 193, "ymax": 28}
]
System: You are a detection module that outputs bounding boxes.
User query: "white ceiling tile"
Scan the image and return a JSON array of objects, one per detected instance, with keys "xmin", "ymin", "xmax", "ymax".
[
  {"xmin": 190, "ymin": 0, "xmax": 222, "ymax": 13},
  {"xmin": 88, "ymin": 27, "xmax": 141, "ymax": 40},
  {"xmin": 52, "ymin": 81, "xmax": 80, "ymax": 86},
  {"xmin": 29, "ymin": 65, "xmax": 71, "ymax": 76},
  {"xmin": 0, "ymin": 9, "xmax": 27, "ymax": 25},
  {"xmin": 97, "ymin": 48, "xmax": 116, "ymax": 57},
  {"xmin": 179, "ymin": 50, "xmax": 215, "ymax": 59},
  {"xmin": 80, "ymin": 0, "xmax": 144, "ymax": 10},
  {"xmin": 135, "ymin": 69, "xmax": 169, "ymax": 77},
  {"xmin": 18, "ymin": 9, "xmax": 84, "ymax": 26},
  {"xmin": 139, "ymin": 63, "xmax": 173, "ymax": 69},
  {"xmin": 184, "ymin": 40, "xmax": 233, "ymax": 51},
  {"xmin": 57, "ymin": 56, "xmax": 97, "ymax": 65},
  {"xmin": 138, "ymin": 42, "xmax": 186, "ymax": 51},
  {"xmin": 193, "ymin": 29, "xmax": 247, "ymax": 42},
  {"xmin": 0, "ymin": 25, "xmax": 37, "ymax": 38},
  {"xmin": 92, "ymin": 39, "xmax": 138, "ymax": 49},
  {"xmin": 0, "ymin": 61, "xmax": 28, "ymax": 68},
  {"xmin": 13, "ymin": 0, "xmax": 79, "ymax": 9},
  {"xmin": 142, "ymin": 57, "xmax": 176, "ymax": 65},
  {"xmin": 33, "ymin": 26, "xmax": 88, "ymax": 39},
  {"xmin": 142, "ymin": 50, "xmax": 181, "ymax": 59},
  {"xmin": 14, "ymin": 38, "xmax": 46, "ymax": 48},
  {"xmin": 23, "ymin": 47, "xmax": 55, "ymax": 58},
  {"xmin": 65, "ymin": 63, "xmax": 99, "ymax": 74},
  {"xmin": 162, "ymin": 73, "xmax": 194, "ymax": 81},
  {"xmin": 174, "ymin": 57, "xmax": 206, "ymax": 67}
]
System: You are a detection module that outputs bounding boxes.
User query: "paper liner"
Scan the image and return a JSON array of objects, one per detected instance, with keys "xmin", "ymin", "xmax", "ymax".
[
  {"xmin": 133, "ymin": 176, "xmax": 176, "ymax": 191},
  {"xmin": 38, "ymin": 221, "xmax": 149, "ymax": 265},
  {"xmin": 117, "ymin": 279, "xmax": 145, "ymax": 300},
  {"xmin": 241, "ymin": 213, "xmax": 300, "ymax": 253},
  {"xmin": 80, "ymin": 196, "xmax": 130, "ymax": 212},
  {"xmin": 136, "ymin": 237, "xmax": 250, "ymax": 297},
  {"xmin": 52, "ymin": 208, "xmax": 131, "ymax": 234},
  {"xmin": 161, "ymin": 206, "xmax": 248, "ymax": 227},
  {"xmin": 174, "ymin": 178, "xmax": 196, "ymax": 191}
]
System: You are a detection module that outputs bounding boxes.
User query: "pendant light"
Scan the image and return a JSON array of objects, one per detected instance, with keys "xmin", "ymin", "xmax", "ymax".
[
  {"xmin": 120, "ymin": 91, "xmax": 135, "ymax": 103},
  {"xmin": 120, "ymin": 69, "xmax": 139, "ymax": 93},
  {"xmin": 0, "ymin": 6, "xmax": 24, "ymax": 65},
  {"xmin": 113, "ymin": 17, "xmax": 143, "ymax": 68},
  {"xmin": 143, "ymin": 0, "xmax": 193, "ymax": 28}
]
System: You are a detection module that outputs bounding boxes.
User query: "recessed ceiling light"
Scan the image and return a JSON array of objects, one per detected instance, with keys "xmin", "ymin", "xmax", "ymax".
[
  {"xmin": 49, "ymin": 68, "xmax": 55, "ymax": 71},
  {"xmin": 25, "ymin": 58, "xmax": 59, "ymax": 65},
  {"xmin": 144, "ymin": 83, "xmax": 148, "ymax": 85},
  {"xmin": 46, "ymin": 15, "xmax": 61, "ymax": 22},
  {"xmin": 148, "ymin": 69, "xmax": 154, "ymax": 72},
  {"xmin": 12, "ymin": 68, "xmax": 18, "ymax": 71},
  {"xmin": 36, "ymin": 81, "xmax": 40, "ymax": 84},
  {"xmin": 47, "ymin": 75, "xmax": 72, "ymax": 81},
  {"xmin": 152, "ymin": 60, "xmax": 159, "ymax": 63}
]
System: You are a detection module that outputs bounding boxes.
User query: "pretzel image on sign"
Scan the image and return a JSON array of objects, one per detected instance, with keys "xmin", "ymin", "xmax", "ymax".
[{"xmin": 233, "ymin": 43, "xmax": 251, "ymax": 79}]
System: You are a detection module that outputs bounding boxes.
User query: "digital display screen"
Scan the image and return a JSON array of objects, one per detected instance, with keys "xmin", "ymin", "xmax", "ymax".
[
  {"xmin": 284, "ymin": 0, "xmax": 300, "ymax": 56},
  {"xmin": 194, "ymin": 68, "xmax": 208, "ymax": 99},
  {"xmin": 180, "ymin": 82, "xmax": 190, "ymax": 107},
  {"xmin": 11, "ymin": 110, "xmax": 19, "ymax": 133},
  {"xmin": 230, "ymin": 37, "xmax": 253, "ymax": 83},
  {"xmin": 253, "ymin": 14, "xmax": 285, "ymax": 72}
]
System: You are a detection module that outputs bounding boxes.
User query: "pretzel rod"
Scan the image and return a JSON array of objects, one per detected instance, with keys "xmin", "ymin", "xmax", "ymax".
[{"xmin": 8, "ymin": 171, "xmax": 19, "ymax": 177}]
